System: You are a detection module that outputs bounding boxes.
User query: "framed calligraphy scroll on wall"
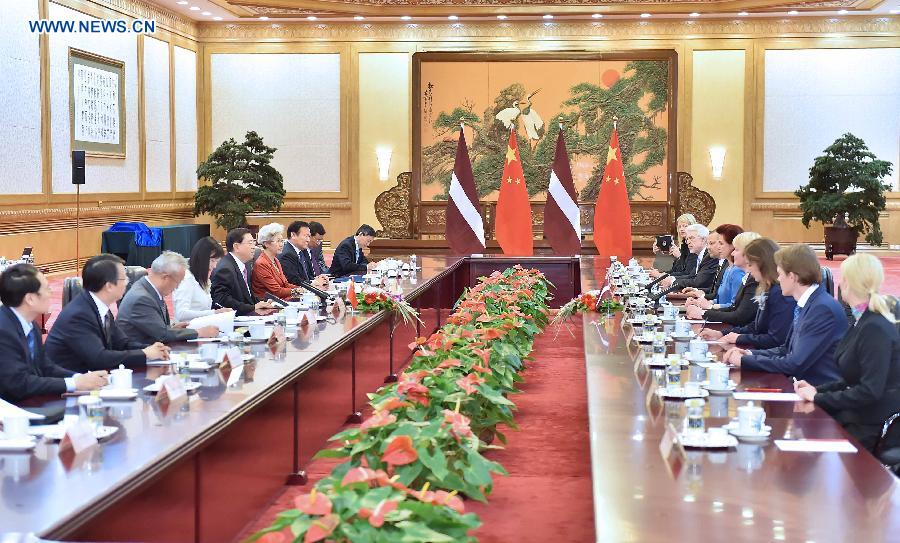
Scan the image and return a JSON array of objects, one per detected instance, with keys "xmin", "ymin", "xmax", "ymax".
[{"xmin": 68, "ymin": 48, "xmax": 126, "ymax": 158}]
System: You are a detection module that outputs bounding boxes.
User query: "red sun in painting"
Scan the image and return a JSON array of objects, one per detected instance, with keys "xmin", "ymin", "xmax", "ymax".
[{"xmin": 601, "ymin": 69, "xmax": 620, "ymax": 88}]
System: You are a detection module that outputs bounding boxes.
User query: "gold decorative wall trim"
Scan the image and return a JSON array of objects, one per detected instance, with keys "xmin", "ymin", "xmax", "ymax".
[
  {"xmin": 58, "ymin": 0, "xmax": 199, "ymax": 39},
  {"xmin": 277, "ymin": 201, "xmax": 353, "ymax": 210},
  {"xmin": 0, "ymin": 202, "xmax": 195, "ymax": 222},
  {"xmin": 197, "ymin": 16, "xmax": 900, "ymax": 42},
  {"xmin": 751, "ymin": 201, "xmax": 900, "ymax": 210}
]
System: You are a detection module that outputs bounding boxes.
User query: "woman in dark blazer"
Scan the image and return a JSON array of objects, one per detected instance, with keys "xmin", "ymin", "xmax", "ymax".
[
  {"xmin": 701, "ymin": 238, "xmax": 796, "ymax": 349},
  {"xmin": 794, "ymin": 253, "xmax": 900, "ymax": 451},
  {"xmin": 687, "ymin": 232, "xmax": 762, "ymax": 327}
]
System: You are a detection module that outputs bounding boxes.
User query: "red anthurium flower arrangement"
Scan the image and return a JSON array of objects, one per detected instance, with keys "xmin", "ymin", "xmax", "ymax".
[
  {"xmin": 381, "ymin": 435, "xmax": 418, "ymax": 466},
  {"xmin": 360, "ymin": 410, "xmax": 397, "ymax": 432},
  {"xmin": 294, "ymin": 489, "xmax": 333, "ymax": 516},
  {"xmin": 456, "ymin": 373, "xmax": 486, "ymax": 395}
]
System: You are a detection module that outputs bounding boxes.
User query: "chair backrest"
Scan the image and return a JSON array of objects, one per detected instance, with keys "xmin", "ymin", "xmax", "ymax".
[
  {"xmin": 61, "ymin": 277, "xmax": 83, "ymax": 307},
  {"xmin": 123, "ymin": 266, "xmax": 148, "ymax": 301},
  {"xmin": 878, "ymin": 412, "xmax": 900, "ymax": 455},
  {"xmin": 821, "ymin": 266, "xmax": 835, "ymax": 296}
]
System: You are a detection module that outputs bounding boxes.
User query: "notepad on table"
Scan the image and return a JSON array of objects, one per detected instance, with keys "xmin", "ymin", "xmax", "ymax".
[
  {"xmin": 732, "ymin": 391, "xmax": 802, "ymax": 402},
  {"xmin": 775, "ymin": 439, "xmax": 858, "ymax": 453}
]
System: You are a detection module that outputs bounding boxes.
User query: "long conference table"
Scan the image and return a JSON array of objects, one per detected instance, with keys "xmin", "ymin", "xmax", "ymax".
[
  {"xmin": 579, "ymin": 257, "xmax": 900, "ymax": 542},
  {"xmin": 1, "ymin": 256, "xmax": 579, "ymax": 542}
]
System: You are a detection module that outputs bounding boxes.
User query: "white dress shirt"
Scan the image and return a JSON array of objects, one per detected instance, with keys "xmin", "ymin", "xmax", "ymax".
[
  {"xmin": 89, "ymin": 292, "xmax": 110, "ymax": 321},
  {"xmin": 10, "ymin": 307, "xmax": 76, "ymax": 391},
  {"xmin": 795, "ymin": 283, "xmax": 819, "ymax": 308},
  {"xmin": 173, "ymin": 271, "xmax": 215, "ymax": 322}
]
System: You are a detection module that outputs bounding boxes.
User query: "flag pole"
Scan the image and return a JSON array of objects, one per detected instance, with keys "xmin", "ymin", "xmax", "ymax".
[{"xmin": 613, "ymin": 116, "xmax": 618, "ymax": 130}]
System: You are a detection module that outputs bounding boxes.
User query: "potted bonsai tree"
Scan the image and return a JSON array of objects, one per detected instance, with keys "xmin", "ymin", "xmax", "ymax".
[
  {"xmin": 193, "ymin": 131, "xmax": 286, "ymax": 232},
  {"xmin": 795, "ymin": 133, "xmax": 893, "ymax": 259}
]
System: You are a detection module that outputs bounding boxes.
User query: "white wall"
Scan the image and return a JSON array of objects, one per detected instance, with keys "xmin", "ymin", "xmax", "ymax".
[
  {"xmin": 210, "ymin": 53, "xmax": 341, "ymax": 193},
  {"xmin": 143, "ymin": 35, "xmax": 170, "ymax": 192},
  {"xmin": 0, "ymin": 0, "xmax": 42, "ymax": 194},
  {"xmin": 764, "ymin": 48, "xmax": 900, "ymax": 192},
  {"xmin": 174, "ymin": 45, "xmax": 198, "ymax": 192},
  {"xmin": 48, "ymin": 2, "xmax": 140, "ymax": 194}
]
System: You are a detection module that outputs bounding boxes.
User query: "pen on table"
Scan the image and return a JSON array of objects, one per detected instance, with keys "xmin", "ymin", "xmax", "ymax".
[{"xmin": 744, "ymin": 387, "xmax": 782, "ymax": 393}]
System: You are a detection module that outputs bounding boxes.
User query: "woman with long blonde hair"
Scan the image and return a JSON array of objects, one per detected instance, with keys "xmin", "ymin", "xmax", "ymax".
[{"xmin": 794, "ymin": 253, "xmax": 900, "ymax": 451}]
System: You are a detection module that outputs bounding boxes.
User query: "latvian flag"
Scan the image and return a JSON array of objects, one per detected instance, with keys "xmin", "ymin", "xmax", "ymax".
[
  {"xmin": 544, "ymin": 128, "xmax": 582, "ymax": 255},
  {"xmin": 445, "ymin": 126, "xmax": 486, "ymax": 254}
]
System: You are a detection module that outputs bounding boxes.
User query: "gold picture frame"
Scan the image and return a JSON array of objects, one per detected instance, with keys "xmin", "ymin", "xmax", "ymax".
[{"xmin": 68, "ymin": 47, "xmax": 126, "ymax": 158}]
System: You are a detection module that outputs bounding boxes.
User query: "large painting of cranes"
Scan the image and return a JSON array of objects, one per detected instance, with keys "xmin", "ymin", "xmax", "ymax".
[{"xmin": 413, "ymin": 52, "xmax": 677, "ymax": 204}]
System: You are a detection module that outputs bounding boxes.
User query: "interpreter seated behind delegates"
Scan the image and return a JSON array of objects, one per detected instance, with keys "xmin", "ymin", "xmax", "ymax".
[
  {"xmin": 174, "ymin": 236, "xmax": 235, "ymax": 322},
  {"xmin": 308, "ymin": 221, "xmax": 330, "ymax": 275},
  {"xmin": 658, "ymin": 224, "xmax": 717, "ymax": 291},
  {"xmin": 683, "ymin": 224, "xmax": 746, "ymax": 308},
  {"xmin": 685, "ymin": 232, "xmax": 761, "ymax": 326},
  {"xmin": 648, "ymin": 213, "xmax": 697, "ymax": 278},
  {"xmin": 118, "ymin": 251, "xmax": 220, "ymax": 345},
  {"xmin": 251, "ymin": 222, "xmax": 305, "ymax": 301},
  {"xmin": 329, "ymin": 224, "xmax": 376, "ymax": 278},
  {"xmin": 701, "ymin": 237, "xmax": 796, "ymax": 350},
  {"xmin": 45, "ymin": 254, "xmax": 170, "ymax": 374},
  {"xmin": 0, "ymin": 264, "xmax": 107, "ymax": 403},
  {"xmin": 794, "ymin": 254, "xmax": 900, "ymax": 452},
  {"xmin": 210, "ymin": 228, "xmax": 277, "ymax": 316},
  {"xmin": 723, "ymin": 244, "xmax": 848, "ymax": 385},
  {"xmin": 278, "ymin": 221, "xmax": 329, "ymax": 289}
]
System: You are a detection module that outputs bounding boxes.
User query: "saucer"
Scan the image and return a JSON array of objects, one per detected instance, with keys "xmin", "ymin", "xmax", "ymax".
[
  {"xmin": 644, "ymin": 358, "xmax": 689, "ymax": 368},
  {"xmin": 686, "ymin": 352, "xmax": 716, "ymax": 363},
  {"xmin": 187, "ymin": 361, "xmax": 215, "ymax": 372},
  {"xmin": 42, "ymin": 425, "xmax": 118, "ymax": 441},
  {"xmin": 0, "ymin": 437, "xmax": 37, "ymax": 451},
  {"xmin": 98, "ymin": 388, "xmax": 139, "ymax": 401},
  {"xmin": 701, "ymin": 380, "xmax": 738, "ymax": 394},
  {"xmin": 723, "ymin": 421, "xmax": 772, "ymax": 442},
  {"xmin": 656, "ymin": 387, "xmax": 709, "ymax": 399},
  {"xmin": 678, "ymin": 431, "xmax": 738, "ymax": 449},
  {"xmin": 669, "ymin": 331, "xmax": 695, "ymax": 341}
]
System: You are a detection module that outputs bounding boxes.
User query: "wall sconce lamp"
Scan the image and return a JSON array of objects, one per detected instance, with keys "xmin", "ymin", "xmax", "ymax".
[
  {"xmin": 708, "ymin": 146, "xmax": 726, "ymax": 180},
  {"xmin": 376, "ymin": 147, "xmax": 393, "ymax": 181}
]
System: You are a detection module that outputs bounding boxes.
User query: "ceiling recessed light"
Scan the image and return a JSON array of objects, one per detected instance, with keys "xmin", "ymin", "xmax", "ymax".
[
  {"xmin": 176, "ymin": 1, "xmax": 188, "ymax": 4},
  {"xmin": 788, "ymin": 10, "xmax": 799, "ymax": 15},
  {"xmin": 543, "ymin": 14, "xmax": 554, "ymax": 19},
  {"xmin": 448, "ymin": 15, "xmax": 458, "ymax": 20},
  {"xmin": 189, "ymin": 6, "xmax": 200, "ymax": 11},
  {"xmin": 201, "ymin": 11, "xmax": 211, "ymax": 16},
  {"xmin": 738, "ymin": 11, "xmax": 749, "ymax": 16},
  {"xmin": 307, "ymin": 15, "xmax": 317, "ymax": 20},
  {"xmin": 689, "ymin": 12, "xmax": 700, "ymax": 17},
  {"xmin": 353, "ymin": 16, "xmax": 365, "ymax": 20},
  {"xmin": 640, "ymin": 13, "xmax": 651, "ymax": 18},
  {"xmin": 497, "ymin": 14, "xmax": 507, "ymax": 20},
  {"xmin": 213, "ymin": 16, "xmax": 222, "ymax": 21},
  {"xmin": 592, "ymin": 14, "xmax": 603, "ymax": 19},
  {"xmin": 890, "ymin": 9, "xmax": 900, "ymax": 14},
  {"xmin": 837, "ymin": 10, "xmax": 848, "ymax": 15},
  {"xmin": 259, "ymin": 16, "xmax": 268, "ymax": 20},
  {"xmin": 401, "ymin": 15, "xmax": 412, "ymax": 20}
]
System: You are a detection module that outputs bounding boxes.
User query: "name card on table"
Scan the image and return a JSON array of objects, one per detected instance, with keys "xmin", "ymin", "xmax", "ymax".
[
  {"xmin": 59, "ymin": 420, "xmax": 97, "ymax": 456},
  {"xmin": 156, "ymin": 375, "xmax": 187, "ymax": 406}
]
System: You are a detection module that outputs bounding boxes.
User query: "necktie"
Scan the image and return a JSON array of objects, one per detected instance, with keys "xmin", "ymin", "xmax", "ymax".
[
  {"xmin": 793, "ymin": 305, "xmax": 801, "ymax": 324},
  {"xmin": 103, "ymin": 311, "xmax": 113, "ymax": 345},
  {"xmin": 241, "ymin": 265, "xmax": 250, "ymax": 294},
  {"xmin": 26, "ymin": 327, "xmax": 38, "ymax": 364},
  {"xmin": 310, "ymin": 250, "xmax": 321, "ymax": 276},
  {"xmin": 356, "ymin": 247, "xmax": 362, "ymax": 264}
]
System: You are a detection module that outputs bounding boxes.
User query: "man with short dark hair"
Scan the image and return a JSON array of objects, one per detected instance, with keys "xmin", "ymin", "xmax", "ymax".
[
  {"xmin": 0, "ymin": 264, "xmax": 107, "ymax": 402},
  {"xmin": 329, "ymin": 224, "xmax": 376, "ymax": 277},
  {"xmin": 210, "ymin": 228, "xmax": 277, "ymax": 316},
  {"xmin": 46, "ymin": 254, "xmax": 170, "ymax": 373},
  {"xmin": 280, "ymin": 221, "xmax": 329, "ymax": 288},
  {"xmin": 724, "ymin": 244, "xmax": 848, "ymax": 385},
  {"xmin": 308, "ymin": 221, "xmax": 330, "ymax": 275}
]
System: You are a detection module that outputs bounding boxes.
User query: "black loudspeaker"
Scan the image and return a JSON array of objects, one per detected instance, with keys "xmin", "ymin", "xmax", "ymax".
[{"xmin": 72, "ymin": 150, "xmax": 85, "ymax": 185}]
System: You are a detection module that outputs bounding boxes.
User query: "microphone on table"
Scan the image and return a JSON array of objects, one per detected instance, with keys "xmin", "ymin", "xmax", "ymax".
[
  {"xmin": 297, "ymin": 281, "xmax": 331, "ymax": 302},
  {"xmin": 264, "ymin": 292, "xmax": 289, "ymax": 308},
  {"xmin": 645, "ymin": 272, "xmax": 671, "ymax": 292}
]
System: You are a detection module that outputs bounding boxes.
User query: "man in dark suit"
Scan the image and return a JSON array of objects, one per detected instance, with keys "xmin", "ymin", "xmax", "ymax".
[
  {"xmin": 118, "ymin": 252, "xmax": 220, "ymax": 344},
  {"xmin": 725, "ymin": 244, "xmax": 847, "ymax": 385},
  {"xmin": 210, "ymin": 228, "xmax": 277, "ymax": 316},
  {"xmin": 329, "ymin": 224, "xmax": 376, "ymax": 278},
  {"xmin": 279, "ymin": 221, "xmax": 329, "ymax": 288},
  {"xmin": 659, "ymin": 224, "xmax": 718, "ymax": 291},
  {"xmin": 0, "ymin": 264, "xmax": 107, "ymax": 403},
  {"xmin": 45, "ymin": 254, "xmax": 170, "ymax": 373},
  {"xmin": 308, "ymin": 221, "xmax": 330, "ymax": 275}
]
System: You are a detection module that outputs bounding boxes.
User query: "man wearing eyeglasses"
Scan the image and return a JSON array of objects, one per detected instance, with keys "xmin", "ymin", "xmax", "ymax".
[
  {"xmin": 46, "ymin": 254, "xmax": 171, "ymax": 373},
  {"xmin": 210, "ymin": 228, "xmax": 277, "ymax": 316},
  {"xmin": 659, "ymin": 224, "xmax": 718, "ymax": 290}
]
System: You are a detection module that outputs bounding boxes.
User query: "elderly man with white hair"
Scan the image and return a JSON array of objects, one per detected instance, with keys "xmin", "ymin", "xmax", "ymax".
[
  {"xmin": 250, "ymin": 222, "xmax": 306, "ymax": 301},
  {"xmin": 659, "ymin": 224, "xmax": 719, "ymax": 291},
  {"xmin": 118, "ymin": 251, "xmax": 219, "ymax": 344}
]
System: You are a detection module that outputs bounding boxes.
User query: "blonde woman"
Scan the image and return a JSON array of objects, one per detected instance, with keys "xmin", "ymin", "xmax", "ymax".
[
  {"xmin": 649, "ymin": 213, "xmax": 696, "ymax": 279},
  {"xmin": 794, "ymin": 253, "xmax": 900, "ymax": 451},
  {"xmin": 685, "ymin": 231, "xmax": 761, "ymax": 326}
]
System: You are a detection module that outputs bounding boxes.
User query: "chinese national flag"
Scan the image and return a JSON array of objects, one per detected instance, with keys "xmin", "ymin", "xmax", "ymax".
[
  {"xmin": 593, "ymin": 128, "xmax": 632, "ymax": 261},
  {"xmin": 347, "ymin": 279, "xmax": 358, "ymax": 310},
  {"xmin": 495, "ymin": 130, "xmax": 534, "ymax": 255}
]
